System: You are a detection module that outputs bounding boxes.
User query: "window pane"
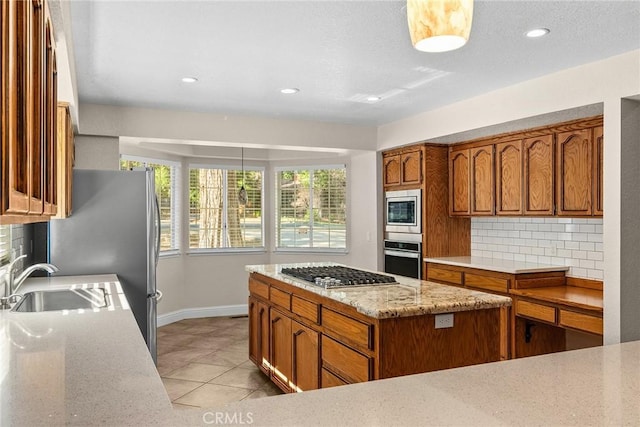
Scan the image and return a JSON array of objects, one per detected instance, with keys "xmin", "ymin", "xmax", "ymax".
[
  {"xmin": 190, "ymin": 167, "xmax": 263, "ymax": 250},
  {"xmin": 120, "ymin": 157, "xmax": 178, "ymax": 252},
  {"xmin": 276, "ymin": 167, "xmax": 346, "ymax": 250}
]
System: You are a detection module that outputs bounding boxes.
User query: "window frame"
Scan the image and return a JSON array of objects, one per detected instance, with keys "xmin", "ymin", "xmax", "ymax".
[
  {"xmin": 274, "ymin": 164, "xmax": 348, "ymax": 254},
  {"xmin": 120, "ymin": 155, "xmax": 181, "ymax": 257},
  {"xmin": 187, "ymin": 163, "xmax": 266, "ymax": 254}
]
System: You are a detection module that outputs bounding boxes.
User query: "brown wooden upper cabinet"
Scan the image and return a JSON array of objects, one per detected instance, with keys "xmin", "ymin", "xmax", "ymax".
[
  {"xmin": 523, "ymin": 134, "xmax": 555, "ymax": 216},
  {"xmin": 495, "ymin": 140, "xmax": 523, "ymax": 215},
  {"xmin": 55, "ymin": 102, "xmax": 74, "ymax": 218},
  {"xmin": 383, "ymin": 148, "xmax": 423, "ymax": 188},
  {"xmin": 470, "ymin": 145, "xmax": 495, "ymax": 215},
  {"xmin": 447, "ymin": 116, "xmax": 603, "ymax": 218},
  {"xmin": 593, "ymin": 126, "xmax": 604, "ymax": 216},
  {"xmin": 449, "ymin": 149, "xmax": 470, "ymax": 216},
  {"xmin": 556, "ymin": 129, "xmax": 593, "ymax": 216},
  {"xmin": 1, "ymin": 0, "xmax": 63, "ymax": 224}
]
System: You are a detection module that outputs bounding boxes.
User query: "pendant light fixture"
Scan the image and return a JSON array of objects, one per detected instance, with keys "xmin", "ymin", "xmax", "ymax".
[
  {"xmin": 407, "ymin": 0, "xmax": 474, "ymax": 53},
  {"xmin": 238, "ymin": 147, "xmax": 248, "ymax": 206}
]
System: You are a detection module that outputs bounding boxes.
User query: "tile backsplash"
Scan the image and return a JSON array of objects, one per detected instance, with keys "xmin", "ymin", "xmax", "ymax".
[
  {"xmin": 471, "ymin": 217, "xmax": 603, "ymax": 280},
  {"xmin": 0, "ymin": 224, "xmax": 26, "ymax": 271}
]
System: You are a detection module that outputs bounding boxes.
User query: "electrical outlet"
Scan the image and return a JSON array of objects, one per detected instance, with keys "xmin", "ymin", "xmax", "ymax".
[{"xmin": 435, "ymin": 313, "xmax": 454, "ymax": 329}]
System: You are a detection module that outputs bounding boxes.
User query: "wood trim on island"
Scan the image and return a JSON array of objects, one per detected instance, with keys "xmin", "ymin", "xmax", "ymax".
[{"xmin": 248, "ymin": 271, "xmax": 509, "ymax": 394}]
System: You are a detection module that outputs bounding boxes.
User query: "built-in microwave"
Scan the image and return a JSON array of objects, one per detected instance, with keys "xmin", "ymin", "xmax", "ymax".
[{"xmin": 385, "ymin": 189, "xmax": 421, "ymax": 234}]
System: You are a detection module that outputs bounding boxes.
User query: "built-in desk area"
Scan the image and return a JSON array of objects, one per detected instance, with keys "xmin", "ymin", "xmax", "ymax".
[{"xmin": 424, "ymin": 257, "xmax": 603, "ymax": 358}]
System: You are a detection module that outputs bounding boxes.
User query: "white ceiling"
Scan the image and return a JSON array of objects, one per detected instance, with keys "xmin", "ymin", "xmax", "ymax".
[{"xmin": 69, "ymin": 1, "xmax": 640, "ymax": 127}]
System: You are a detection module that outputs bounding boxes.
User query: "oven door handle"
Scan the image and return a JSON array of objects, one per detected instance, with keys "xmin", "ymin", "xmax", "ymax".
[{"xmin": 384, "ymin": 250, "xmax": 421, "ymax": 259}]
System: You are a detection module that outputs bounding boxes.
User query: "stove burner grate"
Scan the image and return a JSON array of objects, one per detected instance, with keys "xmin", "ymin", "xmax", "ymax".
[{"xmin": 280, "ymin": 266, "xmax": 396, "ymax": 288}]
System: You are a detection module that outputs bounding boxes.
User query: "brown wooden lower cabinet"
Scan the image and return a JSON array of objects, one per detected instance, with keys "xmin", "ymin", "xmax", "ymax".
[
  {"xmin": 248, "ymin": 272, "xmax": 507, "ymax": 393},
  {"xmin": 269, "ymin": 308, "xmax": 292, "ymax": 392},
  {"xmin": 321, "ymin": 368, "xmax": 347, "ymax": 388},
  {"xmin": 291, "ymin": 320, "xmax": 319, "ymax": 392}
]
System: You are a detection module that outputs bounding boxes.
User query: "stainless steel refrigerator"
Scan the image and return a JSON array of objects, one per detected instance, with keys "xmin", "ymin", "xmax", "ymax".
[{"xmin": 48, "ymin": 169, "xmax": 161, "ymax": 363}]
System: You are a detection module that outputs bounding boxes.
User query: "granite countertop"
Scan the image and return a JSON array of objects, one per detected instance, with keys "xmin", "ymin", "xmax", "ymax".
[
  {"xmin": 245, "ymin": 263, "xmax": 511, "ymax": 319},
  {"xmin": 0, "ymin": 274, "xmax": 178, "ymax": 426},
  {"xmin": 424, "ymin": 256, "xmax": 570, "ymax": 274},
  {"xmin": 176, "ymin": 340, "xmax": 640, "ymax": 426}
]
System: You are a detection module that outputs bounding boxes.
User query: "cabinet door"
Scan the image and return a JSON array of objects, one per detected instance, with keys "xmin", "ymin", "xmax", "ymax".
[
  {"xmin": 556, "ymin": 129, "xmax": 592, "ymax": 216},
  {"xmin": 248, "ymin": 297, "xmax": 259, "ymax": 365},
  {"xmin": 449, "ymin": 149, "xmax": 470, "ymax": 216},
  {"xmin": 523, "ymin": 134, "xmax": 554, "ymax": 215},
  {"xmin": 401, "ymin": 150, "xmax": 422, "ymax": 185},
  {"xmin": 270, "ymin": 308, "xmax": 292, "ymax": 392},
  {"xmin": 383, "ymin": 154, "xmax": 401, "ymax": 187},
  {"xmin": 495, "ymin": 140, "xmax": 523, "ymax": 215},
  {"xmin": 593, "ymin": 126, "xmax": 603, "ymax": 216},
  {"xmin": 248, "ymin": 298, "xmax": 269, "ymax": 374},
  {"xmin": 291, "ymin": 320, "xmax": 319, "ymax": 392},
  {"xmin": 55, "ymin": 102, "xmax": 73, "ymax": 218},
  {"xmin": 470, "ymin": 145, "xmax": 495, "ymax": 215},
  {"xmin": 3, "ymin": 0, "xmax": 30, "ymax": 214},
  {"xmin": 28, "ymin": 0, "xmax": 44, "ymax": 215}
]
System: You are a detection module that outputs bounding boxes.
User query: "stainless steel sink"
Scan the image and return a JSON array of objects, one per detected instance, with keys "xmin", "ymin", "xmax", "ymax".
[{"xmin": 12, "ymin": 288, "xmax": 108, "ymax": 312}]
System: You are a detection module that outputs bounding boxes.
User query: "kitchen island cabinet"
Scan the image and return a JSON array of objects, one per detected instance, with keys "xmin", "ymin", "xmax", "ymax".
[{"xmin": 246, "ymin": 263, "xmax": 512, "ymax": 393}]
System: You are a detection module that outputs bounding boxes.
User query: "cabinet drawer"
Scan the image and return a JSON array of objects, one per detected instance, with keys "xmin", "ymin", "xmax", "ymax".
[
  {"xmin": 292, "ymin": 296, "xmax": 319, "ymax": 324},
  {"xmin": 321, "ymin": 368, "xmax": 348, "ymax": 389},
  {"xmin": 515, "ymin": 300, "xmax": 556, "ymax": 324},
  {"xmin": 321, "ymin": 307, "xmax": 372, "ymax": 350},
  {"xmin": 321, "ymin": 335, "xmax": 371, "ymax": 384},
  {"xmin": 558, "ymin": 310, "xmax": 603, "ymax": 335},
  {"xmin": 249, "ymin": 278, "xmax": 269, "ymax": 300},
  {"xmin": 270, "ymin": 287, "xmax": 291, "ymax": 311},
  {"xmin": 465, "ymin": 273, "xmax": 509, "ymax": 293},
  {"xmin": 427, "ymin": 267, "xmax": 463, "ymax": 285}
]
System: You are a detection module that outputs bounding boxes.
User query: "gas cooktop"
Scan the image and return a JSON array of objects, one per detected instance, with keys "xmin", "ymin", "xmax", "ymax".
[{"xmin": 280, "ymin": 266, "xmax": 397, "ymax": 288}]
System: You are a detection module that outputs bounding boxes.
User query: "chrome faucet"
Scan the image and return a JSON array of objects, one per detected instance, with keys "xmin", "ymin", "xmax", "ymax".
[{"xmin": 0, "ymin": 255, "xmax": 59, "ymax": 309}]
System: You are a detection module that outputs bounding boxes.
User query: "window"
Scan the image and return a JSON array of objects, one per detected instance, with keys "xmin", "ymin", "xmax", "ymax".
[
  {"xmin": 275, "ymin": 166, "xmax": 346, "ymax": 251},
  {"xmin": 188, "ymin": 165, "xmax": 264, "ymax": 250},
  {"xmin": 0, "ymin": 225, "xmax": 11, "ymax": 266},
  {"xmin": 120, "ymin": 157, "xmax": 179, "ymax": 253}
]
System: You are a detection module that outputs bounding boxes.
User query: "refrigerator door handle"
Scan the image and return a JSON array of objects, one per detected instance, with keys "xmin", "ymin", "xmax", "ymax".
[{"xmin": 154, "ymin": 195, "xmax": 161, "ymax": 267}]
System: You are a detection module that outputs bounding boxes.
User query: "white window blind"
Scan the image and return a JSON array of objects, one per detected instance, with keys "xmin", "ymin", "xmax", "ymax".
[
  {"xmin": 275, "ymin": 165, "xmax": 347, "ymax": 251},
  {"xmin": 188, "ymin": 165, "xmax": 264, "ymax": 251},
  {"xmin": 120, "ymin": 156, "xmax": 180, "ymax": 254}
]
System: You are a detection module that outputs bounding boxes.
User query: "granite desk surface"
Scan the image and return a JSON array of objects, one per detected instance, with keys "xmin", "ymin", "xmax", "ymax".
[
  {"xmin": 424, "ymin": 256, "xmax": 570, "ymax": 274},
  {"xmin": 246, "ymin": 262, "xmax": 512, "ymax": 319}
]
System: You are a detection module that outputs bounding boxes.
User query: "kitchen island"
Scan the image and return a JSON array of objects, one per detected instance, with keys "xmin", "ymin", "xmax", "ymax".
[{"xmin": 246, "ymin": 263, "xmax": 512, "ymax": 393}]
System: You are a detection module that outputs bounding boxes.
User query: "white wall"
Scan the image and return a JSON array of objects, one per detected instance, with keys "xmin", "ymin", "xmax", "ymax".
[
  {"xmin": 74, "ymin": 135, "xmax": 120, "ymax": 170},
  {"xmin": 78, "ymin": 104, "xmax": 377, "ymax": 152},
  {"xmin": 379, "ymin": 50, "xmax": 640, "ymax": 344}
]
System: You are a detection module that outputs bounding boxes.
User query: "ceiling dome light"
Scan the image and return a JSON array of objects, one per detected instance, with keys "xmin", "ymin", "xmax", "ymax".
[
  {"xmin": 280, "ymin": 88, "xmax": 300, "ymax": 95},
  {"xmin": 525, "ymin": 28, "xmax": 550, "ymax": 38},
  {"xmin": 367, "ymin": 96, "xmax": 382, "ymax": 102},
  {"xmin": 407, "ymin": 0, "xmax": 474, "ymax": 53},
  {"xmin": 181, "ymin": 77, "xmax": 198, "ymax": 83}
]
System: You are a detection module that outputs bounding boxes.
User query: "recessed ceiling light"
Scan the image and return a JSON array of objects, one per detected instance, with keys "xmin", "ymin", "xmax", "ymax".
[
  {"xmin": 525, "ymin": 28, "xmax": 550, "ymax": 38},
  {"xmin": 181, "ymin": 77, "xmax": 198, "ymax": 83},
  {"xmin": 280, "ymin": 88, "xmax": 300, "ymax": 95},
  {"xmin": 367, "ymin": 96, "xmax": 382, "ymax": 102}
]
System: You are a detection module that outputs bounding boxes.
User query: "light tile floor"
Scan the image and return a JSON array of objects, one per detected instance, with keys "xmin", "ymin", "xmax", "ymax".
[{"xmin": 157, "ymin": 316, "xmax": 283, "ymax": 409}]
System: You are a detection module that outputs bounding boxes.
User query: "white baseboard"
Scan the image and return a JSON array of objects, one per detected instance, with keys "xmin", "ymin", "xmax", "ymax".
[{"xmin": 157, "ymin": 304, "xmax": 248, "ymax": 327}]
